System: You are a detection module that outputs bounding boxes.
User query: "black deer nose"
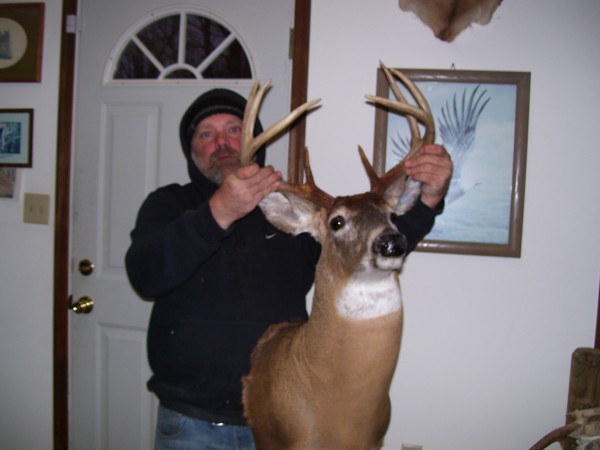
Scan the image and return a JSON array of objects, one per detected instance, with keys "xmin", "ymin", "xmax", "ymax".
[{"xmin": 372, "ymin": 233, "xmax": 407, "ymax": 257}]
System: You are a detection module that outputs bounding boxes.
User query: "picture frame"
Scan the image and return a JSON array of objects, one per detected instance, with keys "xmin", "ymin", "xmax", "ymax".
[
  {"xmin": 0, "ymin": 3, "xmax": 45, "ymax": 82},
  {"xmin": 0, "ymin": 167, "xmax": 22, "ymax": 199},
  {"xmin": 373, "ymin": 68, "xmax": 531, "ymax": 257},
  {"xmin": 0, "ymin": 109, "xmax": 33, "ymax": 167}
]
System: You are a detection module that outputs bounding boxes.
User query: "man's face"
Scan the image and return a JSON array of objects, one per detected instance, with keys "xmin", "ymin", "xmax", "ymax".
[{"xmin": 190, "ymin": 113, "xmax": 243, "ymax": 185}]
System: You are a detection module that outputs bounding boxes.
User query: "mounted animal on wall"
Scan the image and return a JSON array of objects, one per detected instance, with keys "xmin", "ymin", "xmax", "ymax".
[
  {"xmin": 398, "ymin": 0, "xmax": 503, "ymax": 42},
  {"xmin": 239, "ymin": 62, "xmax": 436, "ymax": 449}
]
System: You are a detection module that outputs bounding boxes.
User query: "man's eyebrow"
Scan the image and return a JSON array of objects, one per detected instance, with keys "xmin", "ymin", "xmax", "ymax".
[{"xmin": 197, "ymin": 117, "xmax": 242, "ymax": 131}]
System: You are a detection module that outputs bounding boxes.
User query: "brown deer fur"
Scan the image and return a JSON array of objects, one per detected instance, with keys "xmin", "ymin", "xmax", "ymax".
[
  {"xmin": 241, "ymin": 64, "xmax": 434, "ymax": 450},
  {"xmin": 244, "ymin": 192, "xmax": 407, "ymax": 449},
  {"xmin": 398, "ymin": 0, "xmax": 503, "ymax": 42}
]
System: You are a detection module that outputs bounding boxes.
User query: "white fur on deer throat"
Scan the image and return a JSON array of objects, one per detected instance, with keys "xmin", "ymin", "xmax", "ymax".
[{"xmin": 336, "ymin": 271, "xmax": 402, "ymax": 320}]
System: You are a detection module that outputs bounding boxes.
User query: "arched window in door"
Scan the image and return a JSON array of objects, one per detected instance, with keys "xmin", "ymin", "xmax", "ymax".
[{"xmin": 105, "ymin": 8, "xmax": 253, "ymax": 82}]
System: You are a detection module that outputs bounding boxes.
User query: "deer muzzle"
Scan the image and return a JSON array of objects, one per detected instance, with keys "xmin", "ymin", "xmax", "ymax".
[{"xmin": 372, "ymin": 233, "xmax": 407, "ymax": 258}]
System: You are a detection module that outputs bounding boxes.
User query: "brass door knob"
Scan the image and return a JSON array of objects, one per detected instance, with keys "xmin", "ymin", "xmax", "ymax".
[
  {"xmin": 78, "ymin": 259, "xmax": 95, "ymax": 276},
  {"xmin": 70, "ymin": 296, "xmax": 94, "ymax": 314}
]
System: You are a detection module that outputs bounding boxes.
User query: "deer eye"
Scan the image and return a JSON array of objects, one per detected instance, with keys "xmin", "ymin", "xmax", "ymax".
[
  {"xmin": 390, "ymin": 213, "xmax": 399, "ymax": 223},
  {"xmin": 329, "ymin": 215, "xmax": 345, "ymax": 231}
]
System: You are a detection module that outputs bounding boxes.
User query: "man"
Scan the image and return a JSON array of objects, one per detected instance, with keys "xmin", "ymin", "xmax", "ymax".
[{"xmin": 125, "ymin": 88, "xmax": 452, "ymax": 450}]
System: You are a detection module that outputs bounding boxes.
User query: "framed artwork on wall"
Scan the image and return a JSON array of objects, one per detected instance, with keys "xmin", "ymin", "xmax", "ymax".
[
  {"xmin": 0, "ymin": 167, "xmax": 21, "ymax": 199},
  {"xmin": 0, "ymin": 3, "xmax": 45, "ymax": 82},
  {"xmin": 373, "ymin": 68, "xmax": 531, "ymax": 257},
  {"xmin": 0, "ymin": 109, "xmax": 33, "ymax": 167}
]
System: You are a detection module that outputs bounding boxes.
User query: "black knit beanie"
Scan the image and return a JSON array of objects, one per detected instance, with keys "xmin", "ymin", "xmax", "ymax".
[{"xmin": 179, "ymin": 88, "xmax": 266, "ymax": 167}]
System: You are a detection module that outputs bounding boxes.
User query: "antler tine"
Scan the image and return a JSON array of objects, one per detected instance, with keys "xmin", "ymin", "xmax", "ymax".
[
  {"xmin": 241, "ymin": 80, "xmax": 269, "ymax": 163},
  {"xmin": 365, "ymin": 61, "xmax": 435, "ymax": 160},
  {"xmin": 359, "ymin": 144, "xmax": 409, "ymax": 196},
  {"xmin": 380, "ymin": 63, "xmax": 421, "ymax": 148},
  {"xmin": 240, "ymin": 80, "xmax": 321, "ymax": 166},
  {"xmin": 358, "ymin": 145, "xmax": 385, "ymax": 194},
  {"xmin": 364, "ymin": 62, "xmax": 436, "ymax": 195},
  {"xmin": 279, "ymin": 148, "xmax": 334, "ymax": 209},
  {"xmin": 387, "ymin": 65, "xmax": 435, "ymax": 150}
]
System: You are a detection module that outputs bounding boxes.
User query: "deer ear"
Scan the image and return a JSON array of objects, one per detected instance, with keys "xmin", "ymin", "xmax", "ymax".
[
  {"xmin": 385, "ymin": 176, "xmax": 421, "ymax": 215},
  {"xmin": 259, "ymin": 192, "xmax": 326, "ymax": 239}
]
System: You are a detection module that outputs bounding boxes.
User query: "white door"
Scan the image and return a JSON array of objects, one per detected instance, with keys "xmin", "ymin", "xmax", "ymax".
[{"xmin": 69, "ymin": 1, "xmax": 296, "ymax": 448}]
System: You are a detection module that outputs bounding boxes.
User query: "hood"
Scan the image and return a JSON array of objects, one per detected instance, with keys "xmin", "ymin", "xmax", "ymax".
[{"xmin": 179, "ymin": 88, "xmax": 267, "ymax": 187}]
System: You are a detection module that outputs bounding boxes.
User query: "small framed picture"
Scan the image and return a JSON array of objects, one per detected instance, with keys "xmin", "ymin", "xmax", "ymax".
[
  {"xmin": 0, "ymin": 3, "xmax": 45, "ymax": 82},
  {"xmin": 0, "ymin": 167, "xmax": 21, "ymax": 199},
  {"xmin": 373, "ymin": 68, "xmax": 531, "ymax": 257},
  {"xmin": 0, "ymin": 109, "xmax": 33, "ymax": 167}
]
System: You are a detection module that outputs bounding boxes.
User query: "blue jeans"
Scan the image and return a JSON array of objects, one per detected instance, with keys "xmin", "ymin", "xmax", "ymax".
[{"xmin": 155, "ymin": 405, "xmax": 257, "ymax": 450}]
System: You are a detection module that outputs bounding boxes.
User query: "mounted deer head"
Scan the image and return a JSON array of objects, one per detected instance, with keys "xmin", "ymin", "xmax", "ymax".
[
  {"xmin": 242, "ymin": 62, "xmax": 435, "ymax": 449},
  {"xmin": 399, "ymin": 0, "xmax": 503, "ymax": 42}
]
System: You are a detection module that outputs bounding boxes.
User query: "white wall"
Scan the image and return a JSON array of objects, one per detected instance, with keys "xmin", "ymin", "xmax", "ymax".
[
  {"xmin": 306, "ymin": 1, "xmax": 600, "ymax": 449},
  {"xmin": 0, "ymin": 0, "xmax": 599, "ymax": 449},
  {"xmin": 0, "ymin": 0, "xmax": 61, "ymax": 448}
]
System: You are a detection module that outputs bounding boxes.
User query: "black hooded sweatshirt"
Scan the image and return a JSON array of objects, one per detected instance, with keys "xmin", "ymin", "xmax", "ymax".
[{"xmin": 125, "ymin": 89, "xmax": 442, "ymax": 425}]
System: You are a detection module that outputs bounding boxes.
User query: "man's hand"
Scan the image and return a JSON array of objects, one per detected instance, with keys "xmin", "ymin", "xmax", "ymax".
[
  {"xmin": 209, "ymin": 164, "xmax": 282, "ymax": 229},
  {"xmin": 405, "ymin": 144, "xmax": 453, "ymax": 209}
]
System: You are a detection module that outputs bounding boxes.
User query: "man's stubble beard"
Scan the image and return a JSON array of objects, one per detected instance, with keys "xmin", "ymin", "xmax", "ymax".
[{"xmin": 192, "ymin": 146, "xmax": 241, "ymax": 185}]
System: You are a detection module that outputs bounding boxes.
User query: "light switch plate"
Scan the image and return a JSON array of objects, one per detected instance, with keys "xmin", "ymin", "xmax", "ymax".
[{"xmin": 23, "ymin": 193, "xmax": 50, "ymax": 224}]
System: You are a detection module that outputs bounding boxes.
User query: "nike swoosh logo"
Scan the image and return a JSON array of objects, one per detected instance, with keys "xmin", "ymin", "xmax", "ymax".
[{"xmin": 265, "ymin": 233, "xmax": 277, "ymax": 239}]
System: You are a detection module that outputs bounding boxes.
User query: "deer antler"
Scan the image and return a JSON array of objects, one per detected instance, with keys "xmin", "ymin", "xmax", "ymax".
[
  {"xmin": 278, "ymin": 148, "xmax": 334, "ymax": 209},
  {"xmin": 263, "ymin": 63, "xmax": 434, "ymax": 210},
  {"xmin": 240, "ymin": 80, "xmax": 321, "ymax": 166},
  {"xmin": 364, "ymin": 61, "xmax": 435, "ymax": 196}
]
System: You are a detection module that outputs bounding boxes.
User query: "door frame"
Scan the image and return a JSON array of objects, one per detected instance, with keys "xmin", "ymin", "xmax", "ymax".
[{"xmin": 52, "ymin": 1, "xmax": 312, "ymax": 448}]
